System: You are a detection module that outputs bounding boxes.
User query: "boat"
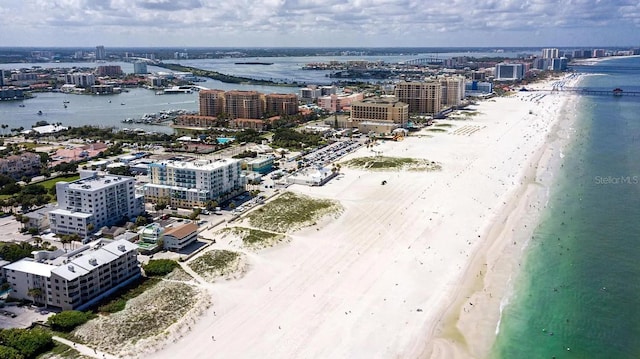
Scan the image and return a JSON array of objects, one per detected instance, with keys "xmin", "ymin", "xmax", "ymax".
[
  {"xmin": 108, "ymin": 100, "xmax": 112, "ymax": 103},
  {"xmin": 64, "ymin": 104, "xmax": 67, "ymax": 108},
  {"xmin": 121, "ymin": 103, "xmax": 126, "ymax": 105},
  {"xmin": 18, "ymin": 104, "xmax": 25, "ymax": 107},
  {"xmin": 37, "ymin": 110, "xmax": 43, "ymax": 115},
  {"xmin": 63, "ymin": 100, "xmax": 70, "ymax": 104}
]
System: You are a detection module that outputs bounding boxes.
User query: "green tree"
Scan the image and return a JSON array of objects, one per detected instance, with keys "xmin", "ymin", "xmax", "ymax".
[
  {"xmin": 47, "ymin": 310, "xmax": 94, "ymax": 332},
  {"xmin": 154, "ymin": 201, "xmax": 167, "ymax": 214},
  {"xmin": 35, "ymin": 151, "xmax": 49, "ymax": 165},
  {"xmin": 27, "ymin": 288, "xmax": 43, "ymax": 305},
  {"xmin": 205, "ymin": 200, "xmax": 218, "ymax": 211},
  {"xmin": 0, "ymin": 242, "xmax": 36, "ymax": 262},
  {"xmin": 143, "ymin": 259, "xmax": 179, "ymax": 276},
  {"xmin": 135, "ymin": 216, "xmax": 148, "ymax": 227},
  {"xmin": 189, "ymin": 208, "xmax": 201, "ymax": 220}
]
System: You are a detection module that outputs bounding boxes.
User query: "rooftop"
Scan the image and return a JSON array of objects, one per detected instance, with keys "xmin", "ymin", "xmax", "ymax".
[
  {"xmin": 48, "ymin": 208, "xmax": 93, "ymax": 218},
  {"xmin": 164, "ymin": 222, "xmax": 198, "ymax": 239},
  {"xmin": 150, "ymin": 158, "xmax": 239, "ymax": 171},
  {"xmin": 65, "ymin": 174, "xmax": 134, "ymax": 192}
]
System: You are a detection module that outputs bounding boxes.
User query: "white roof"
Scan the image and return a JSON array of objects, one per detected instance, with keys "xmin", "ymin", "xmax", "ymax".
[
  {"xmin": 102, "ymin": 239, "xmax": 138, "ymax": 255},
  {"xmin": 153, "ymin": 158, "xmax": 239, "ymax": 171},
  {"xmin": 51, "ymin": 261, "xmax": 89, "ymax": 281},
  {"xmin": 3, "ymin": 239, "xmax": 138, "ymax": 281},
  {"xmin": 22, "ymin": 124, "xmax": 68, "ymax": 135},
  {"xmin": 49, "ymin": 208, "xmax": 93, "ymax": 219},
  {"xmin": 3, "ymin": 259, "xmax": 53, "ymax": 278},
  {"xmin": 72, "ymin": 249, "xmax": 118, "ymax": 269},
  {"xmin": 66, "ymin": 174, "xmax": 134, "ymax": 191}
]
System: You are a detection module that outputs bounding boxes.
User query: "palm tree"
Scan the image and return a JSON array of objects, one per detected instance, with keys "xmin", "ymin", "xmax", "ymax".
[
  {"xmin": 205, "ymin": 200, "xmax": 218, "ymax": 211},
  {"xmin": 27, "ymin": 288, "xmax": 44, "ymax": 305},
  {"xmin": 60, "ymin": 236, "xmax": 72, "ymax": 251}
]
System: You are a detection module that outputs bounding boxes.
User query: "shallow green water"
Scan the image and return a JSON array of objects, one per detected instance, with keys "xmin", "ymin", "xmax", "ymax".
[{"xmin": 491, "ymin": 57, "xmax": 640, "ymax": 359}]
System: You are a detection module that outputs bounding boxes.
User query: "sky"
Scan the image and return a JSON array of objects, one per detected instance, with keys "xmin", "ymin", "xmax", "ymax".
[{"xmin": 2, "ymin": 0, "xmax": 640, "ymax": 48}]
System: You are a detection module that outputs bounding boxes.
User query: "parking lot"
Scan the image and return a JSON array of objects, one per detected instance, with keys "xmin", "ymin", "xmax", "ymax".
[
  {"xmin": 0, "ymin": 304, "xmax": 54, "ymax": 329},
  {"xmin": 297, "ymin": 139, "xmax": 363, "ymax": 169},
  {"xmin": 0, "ymin": 215, "xmax": 32, "ymax": 243}
]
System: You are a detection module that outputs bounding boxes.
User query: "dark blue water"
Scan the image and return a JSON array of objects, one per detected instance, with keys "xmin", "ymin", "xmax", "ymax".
[{"xmin": 492, "ymin": 56, "xmax": 640, "ymax": 358}]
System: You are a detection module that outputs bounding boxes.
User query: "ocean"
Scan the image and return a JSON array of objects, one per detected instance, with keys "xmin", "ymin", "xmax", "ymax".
[{"xmin": 491, "ymin": 56, "xmax": 640, "ymax": 358}]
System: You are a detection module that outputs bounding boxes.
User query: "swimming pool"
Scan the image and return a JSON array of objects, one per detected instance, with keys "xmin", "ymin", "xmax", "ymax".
[{"xmin": 216, "ymin": 137, "xmax": 235, "ymax": 144}]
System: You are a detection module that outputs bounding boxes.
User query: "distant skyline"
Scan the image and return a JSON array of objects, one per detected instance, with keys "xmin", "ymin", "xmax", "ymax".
[{"xmin": 2, "ymin": 0, "xmax": 640, "ymax": 48}]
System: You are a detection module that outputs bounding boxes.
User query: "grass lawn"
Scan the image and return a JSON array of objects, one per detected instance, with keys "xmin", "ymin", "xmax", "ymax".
[
  {"xmin": 188, "ymin": 250, "xmax": 245, "ymax": 282},
  {"xmin": 341, "ymin": 156, "xmax": 442, "ymax": 172},
  {"xmin": 247, "ymin": 192, "xmax": 342, "ymax": 233},
  {"xmin": 36, "ymin": 174, "xmax": 80, "ymax": 190},
  {"xmin": 224, "ymin": 227, "xmax": 286, "ymax": 250}
]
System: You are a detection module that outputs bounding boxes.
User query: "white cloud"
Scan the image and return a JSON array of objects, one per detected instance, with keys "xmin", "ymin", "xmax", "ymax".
[{"xmin": 2, "ymin": 0, "xmax": 640, "ymax": 46}]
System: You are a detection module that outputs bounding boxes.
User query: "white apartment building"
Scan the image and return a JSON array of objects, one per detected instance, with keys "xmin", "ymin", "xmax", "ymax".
[
  {"xmin": 65, "ymin": 73, "xmax": 96, "ymax": 87},
  {"xmin": 133, "ymin": 61, "xmax": 148, "ymax": 74},
  {"xmin": 48, "ymin": 171, "xmax": 145, "ymax": 237},
  {"xmin": 2, "ymin": 239, "xmax": 140, "ymax": 310},
  {"xmin": 542, "ymin": 48, "xmax": 559, "ymax": 59},
  {"xmin": 144, "ymin": 159, "xmax": 245, "ymax": 208}
]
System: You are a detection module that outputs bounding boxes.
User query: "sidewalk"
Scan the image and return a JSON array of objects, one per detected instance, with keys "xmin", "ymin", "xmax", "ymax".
[{"xmin": 52, "ymin": 336, "xmax": 118, "ymax": 359}]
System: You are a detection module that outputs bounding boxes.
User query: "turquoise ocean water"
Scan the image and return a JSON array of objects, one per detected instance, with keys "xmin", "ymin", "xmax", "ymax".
[{"xmin": 491, "ymin": 57, "xmax": 640, "ymax": 358}]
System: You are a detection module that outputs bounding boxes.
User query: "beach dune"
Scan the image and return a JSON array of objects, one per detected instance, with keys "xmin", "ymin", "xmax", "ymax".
[{"xmin": 150, "ymin": 76, "xmax": 578, "ymax": 359}]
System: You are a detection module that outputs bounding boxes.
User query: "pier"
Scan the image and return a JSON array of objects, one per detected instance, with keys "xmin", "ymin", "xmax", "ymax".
[{"xmin": 552, "ymin": 87, "xmax": 640, "ymax": 96}]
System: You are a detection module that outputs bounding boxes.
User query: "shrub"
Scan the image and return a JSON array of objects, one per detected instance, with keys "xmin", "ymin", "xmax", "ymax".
[
  {"xmin": 0, "ymin": 328, "xmax": 53, "ymax": 359},
  {"xmin": 46, "ymin": 310, "xmax": 94, "ymax": 332},
  {"xmin": 143, "ymin": 259, "xmax": 179, "ymax": 277},
  {"xmin": 0, "ymin": 345, "xmax": 22, "ymax": 359},
  {"xmin": 98, "ymin": 299, "xmax": 126, "ymax": 313}
]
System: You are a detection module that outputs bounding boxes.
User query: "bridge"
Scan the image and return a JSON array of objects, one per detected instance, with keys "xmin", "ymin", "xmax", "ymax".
[
  {"xmin": 551, "ymin": 87, "xmax": 640, "ymax": 96},
  {"xmin": 400, "ymin": 56, "xmax": 443, "ymax": 66}
]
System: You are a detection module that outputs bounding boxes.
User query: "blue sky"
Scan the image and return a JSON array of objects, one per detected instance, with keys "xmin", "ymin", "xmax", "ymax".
[{"xmin": 2, "ymin": 0, "xmax": 640, "ymax": 47}]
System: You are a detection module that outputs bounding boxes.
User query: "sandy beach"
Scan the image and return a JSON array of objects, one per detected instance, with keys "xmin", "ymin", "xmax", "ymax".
[{"xmin": 148, "ymin": 75, "xmax": 580, "ymax": 359}]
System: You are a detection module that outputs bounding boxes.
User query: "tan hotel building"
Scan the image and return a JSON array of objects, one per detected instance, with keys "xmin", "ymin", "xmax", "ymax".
[
  {"xmin": 199, "ymin": 89, "xmax": 226, "ymax": 117},
  {"xmin": 265, "ymin": 93, "xmax": 298, "ymax": 116},
  {"xmin": 350, "ymin": 97, "xmax": 409, "ymax": 124},
  {"xmin": 225, "ymin": 90, "xmax": 263, "ymax": 119},
  {"xmin": 394, "ymin": 81, "xmax": 442, "ymax": 115}
]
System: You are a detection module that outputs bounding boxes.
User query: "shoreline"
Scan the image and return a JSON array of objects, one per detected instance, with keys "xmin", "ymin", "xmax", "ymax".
[
  {"xmin": 425, "ymin": 76, "xmax": 583, "ymax": 358},
  {"xmin": 147, "ymin": 74, "xmax": 582, "ymax": 359},
  {"xmin": 571, "ymin": 54, "xmax": 640, "ymax": 65}
]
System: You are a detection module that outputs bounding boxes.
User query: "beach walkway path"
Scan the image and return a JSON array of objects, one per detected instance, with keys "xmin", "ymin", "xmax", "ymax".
[{"xmin": 52, "ymin": 336, "xmax": 118, "ymax": 359}]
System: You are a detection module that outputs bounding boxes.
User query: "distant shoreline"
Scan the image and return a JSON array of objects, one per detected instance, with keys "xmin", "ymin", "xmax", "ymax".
[{"xmin": 155, "ymin": 62, "xmax": 298, "ymax": 87}]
